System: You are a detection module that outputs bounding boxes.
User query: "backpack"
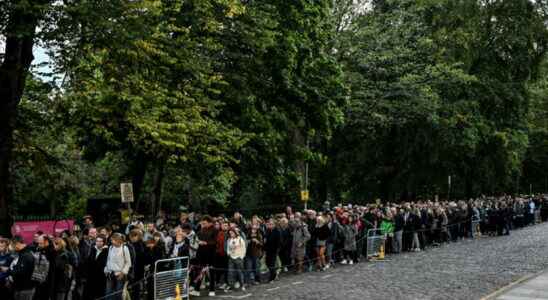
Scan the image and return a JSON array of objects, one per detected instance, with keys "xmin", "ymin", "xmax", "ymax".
[
  {"xmin": 123, "ymin": 244, "xmax": 136, "ymax": 282},
  {"xmin": 31, "ymin": 252, "xmax": 50, "ymax": 284},
  {"xmin": 67, "ymin": 250, "xmax": 79, "ymax": 270},
  {"xmin": 60, "ymin": 252, "xmax": 74, "ymax": 282}
]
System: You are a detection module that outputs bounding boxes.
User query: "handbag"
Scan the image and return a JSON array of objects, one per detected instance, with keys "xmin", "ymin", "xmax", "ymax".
[{"xmin": 122, "ymin": 281, "xmax": 131, "ymax": 300}]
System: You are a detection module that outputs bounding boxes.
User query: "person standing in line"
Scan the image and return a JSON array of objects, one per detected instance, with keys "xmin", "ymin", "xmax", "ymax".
[
  {"xmin": 263, "ymin": 219, "xmax": 280, "ymax": 283},
  {"xmin": 104, "ymin": 233, "xmax": 132, "ymax": 300},
  {"xmin": 52, "ymin": 238, "xmax": 72, "ymax": 300},
  {"xmin": 291, "ymin": 216, "xmax": 311, "ymax": 273},
  {"xmin": 8, "ymin": 236, "xmax": 36, "ymax": 300},
  {"xmin": 392, "ymin": 207, "xmax": 404, "ymax": 254},
  {"xmin": 83, "ymin": 235, "xmax": 108, "ymax": 300},
  {"xmin": 128, "ymin": 230, "xmax": 146, "ymax": 300},
  {"xmin": 226, "ymin": 229, "xmax": 246, "ymax": 291},
  {"xmin": 341, "ymin": 215, "xmax": 358, "ymax": 265},
  {"xmin": 189, "ymin": 216, "xmax": 218, "ymax": 297},
  {"xmin": 314, "ymin": 216, "xmax": 330, "ymax": 271},
  {"xmin": 0, "ymin": 238, "xmax": 14, "ymax": 300},
  {"xmin": 34, "ymin": 235, "xmax": 55, "ymax": 300},
  {"xmin": 278, "ymin": 218, "xmax": 292, "ymax": 273}
]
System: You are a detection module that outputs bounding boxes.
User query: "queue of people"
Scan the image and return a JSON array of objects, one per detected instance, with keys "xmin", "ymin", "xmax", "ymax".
[{"xmin": 0, "ymin": 195, "xmax": 544, "ymax": 299}]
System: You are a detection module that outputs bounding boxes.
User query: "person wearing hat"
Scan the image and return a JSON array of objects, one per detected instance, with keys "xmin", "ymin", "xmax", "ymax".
[
  {"xmin": 82, "ymin": 216, "xmax": 94, "ymax": 230},
  {"xmin": 6, "ymin": 236, "xmax": 36, "ymax": 300}
]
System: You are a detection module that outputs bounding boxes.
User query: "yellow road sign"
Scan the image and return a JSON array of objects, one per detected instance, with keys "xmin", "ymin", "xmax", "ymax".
[{"xmin": 301, "ymin": 190, "xmax": 309, "ymax": 202}]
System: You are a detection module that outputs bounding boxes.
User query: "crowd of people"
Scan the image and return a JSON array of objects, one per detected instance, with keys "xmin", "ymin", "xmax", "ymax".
[{"xmin": 0, "ymin": 195, "xmax": 545, "ymax": 300}]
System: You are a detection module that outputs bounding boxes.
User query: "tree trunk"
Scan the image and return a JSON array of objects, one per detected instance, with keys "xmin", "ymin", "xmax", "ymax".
[
  {"xmin": 0, "ymin": 1, "xmax": 49, "ymax": 237},
  {"xmin": 131, "ymin": 151, "xmax": 148, "ymax": 214},
  {"xmin": 151, "ymin": 159, "xmax": 166, "ymax": 218}
]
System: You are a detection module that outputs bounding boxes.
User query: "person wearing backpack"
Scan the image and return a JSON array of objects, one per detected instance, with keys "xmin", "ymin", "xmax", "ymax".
[
  {"xmin": 7, "ymin": 236, "xmax": 36, "ymax": 300},
  {"xmin": 52, "ymin": 238, "xmax": 72, "ymax": 300},
  {"xmin": 65, "ymin": 236, "xmax": 81, "ymax": 300},
  {"xmin": 34, "ymin": 235, "xmax": 54, "ymax": 300},
  {"xmin": 104, "ymin": 233, "xmax": 132, "ymax": 300}
]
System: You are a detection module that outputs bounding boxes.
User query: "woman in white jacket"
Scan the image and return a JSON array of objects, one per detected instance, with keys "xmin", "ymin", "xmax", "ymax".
[
  {"xmin": 226, "ymin": 229, "xmax": 246, "ymax": 291},
  {"xmin": 104, "ymin": 233, "xmax": 132, "ymax": 300}
]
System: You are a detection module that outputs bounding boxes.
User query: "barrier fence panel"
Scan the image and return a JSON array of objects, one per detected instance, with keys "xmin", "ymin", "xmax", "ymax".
[
  {"xmin": 154, "ymin": 256, "xmax": 190, "ymax": 300},
  {"xmin": 366, "ymin": 229, "xmax": 386, "ymax": 260}
]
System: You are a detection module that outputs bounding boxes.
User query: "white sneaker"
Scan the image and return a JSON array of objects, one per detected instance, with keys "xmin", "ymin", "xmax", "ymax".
[
  {"xmin": 241, "ymin": 286, "xmax": 246, "ymax": 291},
  {"xmin": 234, "ymin": 282, "xmax": 240, "ymax": 289},
  {"xmin": 341, "ymin": 259, "xmax": 347, "ymax": 264},
  {"xmin": 349, "ymin": 260, "xmax": 354, "ymax": 265},
  {"xmin": 189, "ymin": 290, "xmax": 200, "ymax": 296},
  {"xmin": 209, "ymin": 291, "xmax": 216, "ymax": 297},
  {"xmin": 325, "ymin": 264, "xmax": 330, "ymax": 269}
]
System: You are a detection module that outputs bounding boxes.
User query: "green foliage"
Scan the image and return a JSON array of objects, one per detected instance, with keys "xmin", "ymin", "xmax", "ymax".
[
  {"xmin": 8, "ymin": 0, "xmax": 548, "ymax": 217},
  {"xmin": 326, "ymin": 0, "xmax": 548, "ymax": 201}
]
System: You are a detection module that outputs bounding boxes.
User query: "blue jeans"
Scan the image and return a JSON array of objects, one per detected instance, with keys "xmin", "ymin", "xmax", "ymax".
[
  {"xmin": 245, "ymin": 256, "xmax": 260, "ymax": 283},
  {"xmin": 105, "ymin": 275, "xmax": 125, "ymax": 300},
  {"xmin": 326, "ymin": 243, "xmax": 334, "ymax": 264},
  {"xmin": 14, "ymin": 289, "xmax": 35, "ymax": 300},
  {"xmin": 228, "ymin": 258, "xmax": 245, "ymax": 287}
]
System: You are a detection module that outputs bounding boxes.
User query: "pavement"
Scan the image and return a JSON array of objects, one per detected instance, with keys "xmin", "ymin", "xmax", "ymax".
[
  {"xmin": 487, "ymin": 271, "xmax": 548, "ymax": 300},
  {"xmin": 196, "ymin": 222, "xmax": 548, "ymax": 300}
]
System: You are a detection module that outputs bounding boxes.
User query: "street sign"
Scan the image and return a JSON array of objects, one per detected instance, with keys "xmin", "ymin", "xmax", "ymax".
[
  {"xmin": 120, "ymin": 209, "xmax": 132, "ymax": 224},
  {"xmin": 120, "ymin": 182, "xmax": 134, "ymax": 203},
  {"xmin": 301, "ymin": 190, "xmax": 309, "ymax": 202}
]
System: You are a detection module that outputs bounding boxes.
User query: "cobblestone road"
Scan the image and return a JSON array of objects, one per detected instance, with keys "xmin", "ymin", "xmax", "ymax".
[{"xmin": 202, "ymin": 222, "xmax": 548, "ymax": 300}]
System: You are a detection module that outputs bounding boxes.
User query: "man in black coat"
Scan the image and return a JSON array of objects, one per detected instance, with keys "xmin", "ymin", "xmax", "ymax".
[
  {"xmin": 7, "ymin": 236, "xmax": 36, "ymax": 300},
  {"xmin": 263, "ymin": 218, "xmax": 280, "ymax": 283},
  {"xmin": 128, "ymin": 229, "xmax": 146, "ymax": 300},
  {"xmin": 83, "ymin": 235, "xmax": 108, "ymax": 300},
  {"xmin": 34, "ymin": 235, "xmax": 56, "ymax": 300},
  {"xmin": 278, "ymin": 219, "xmax": 292, "ymax": 272},
  {"xmin": 393, "ymin": 209, "xmax": 404, "ymax": 253}
]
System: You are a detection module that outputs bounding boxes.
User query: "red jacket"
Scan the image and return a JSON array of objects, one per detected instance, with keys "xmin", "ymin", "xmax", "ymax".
[{"xmin": 216, "ymin": 231, "xmax": 226, "ymax": 256}]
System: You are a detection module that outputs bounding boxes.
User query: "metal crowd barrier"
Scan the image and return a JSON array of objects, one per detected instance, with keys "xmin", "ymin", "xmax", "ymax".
[
  {"xmin": 154, "ymin": 256, "xmax": 190, "ymax": 300},
  {"xmin": 366, "ymin": 229, "xmax": 386, "ymax": 260}
]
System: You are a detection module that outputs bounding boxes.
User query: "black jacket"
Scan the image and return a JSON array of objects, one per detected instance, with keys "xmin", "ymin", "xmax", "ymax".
[
  {"xmin": 84, "ymin": 247, "xmax": 108, "ymax": 300},
  {"xmin": 394, "ymin": 213, "xmax": 404, "ymax": 232},
  {"xmin": 78, "ymin": 238, "xmax": 94, "ymax": 278},
  {"xmin": 315, "ymin": 224, "xmax": 330, "ymax": 242},
  {"xmin": 145, "ymin": 245, "xmax": 165, "ymax": 273},
  {"xmin": 10, "ymin": 246, "xmax": 35, "ymax": 291},
  {"xmin": 168, "ymin": 239, "xmax": 190, "ymax": 258},
  {"xmin": 279, "ymin": 227, "xmax": 292, "ymax": 253},
  {"xmin": 53, "ymin": 250, "xmax": 72, "ymax": 293},
  {"xmin": 263, "ymin": 228, "xmax": 281, "ymax": 256},
  {"xmin": 131, "ymin": 241, "xmax": 147, "ymax": 281}
]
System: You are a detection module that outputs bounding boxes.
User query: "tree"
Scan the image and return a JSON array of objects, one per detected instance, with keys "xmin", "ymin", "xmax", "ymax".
[
  {"xmin": 0, "ymin": 0, "xmax": 52, "ymax": 236},
  {"xmin": 215, "ymin": 0, "xmax": 345, "ymax": 209},
  {"xmin": 60, "ymin": 0, "xmax": 247, "ymax": 211},
  {"xmin": 327, "ymin": 0, "xmax": 548, "ymax": 201}
]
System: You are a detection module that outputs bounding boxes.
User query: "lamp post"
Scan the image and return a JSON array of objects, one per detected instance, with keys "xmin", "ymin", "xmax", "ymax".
[{"xmin": 447, "ymin": 175, "xmax": 451, "ymax": 201}]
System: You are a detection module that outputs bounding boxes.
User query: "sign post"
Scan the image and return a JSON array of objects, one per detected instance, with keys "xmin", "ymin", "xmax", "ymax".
[
  {"xmin": 301, "ymin": 190, "xmax": 309, "ymax": 210},
  {"xmin": 120, "ymin": 183, "xmax": 134, "ymax": 220},
  {"xmin": 120, "ymin": 182, "xmax": 134, "ymax": 203}
]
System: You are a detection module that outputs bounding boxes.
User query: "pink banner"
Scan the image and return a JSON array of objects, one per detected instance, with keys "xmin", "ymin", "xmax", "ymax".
[{"xmin": 11, "ymin": 220, "xmax": 75, "ymax": 244}]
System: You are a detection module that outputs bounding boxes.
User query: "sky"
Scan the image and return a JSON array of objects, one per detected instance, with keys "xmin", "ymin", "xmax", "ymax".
[{"xmin": 33, "ymin": 46, "xmax": 53, "ymax": 76}]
